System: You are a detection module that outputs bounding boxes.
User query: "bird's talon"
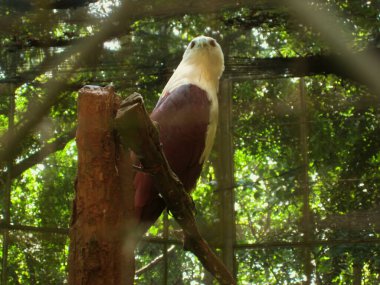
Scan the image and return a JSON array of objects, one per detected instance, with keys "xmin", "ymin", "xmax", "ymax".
[
  {"xmin": 132, "ymin": 164, "xmax": 144, "ymax": 171},
  {"xmin": 132, "ymin": 164, "xmax": 162, "ymax": 175}
]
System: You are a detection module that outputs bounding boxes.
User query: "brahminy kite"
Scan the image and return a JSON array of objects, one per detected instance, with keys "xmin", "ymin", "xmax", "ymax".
[{"xmin": 134, "ymin": 35, "xmax": 225, "ymax": 233}]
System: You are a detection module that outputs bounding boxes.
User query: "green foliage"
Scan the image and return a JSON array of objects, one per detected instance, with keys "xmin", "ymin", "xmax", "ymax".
[
  {"xmin": 1, "ymin": 0, "xmax": 380, "ymax": 284},
  {"xmin": 6, "ymin": 232, "xmax": 68, "ymax": 284},
  {"xmin": 236, "ymin": 248, "xmax": 305, "ymax": 284},
  {"xmin": 11, "ymin": 141, "xmax": 76, "ymax": 228}
]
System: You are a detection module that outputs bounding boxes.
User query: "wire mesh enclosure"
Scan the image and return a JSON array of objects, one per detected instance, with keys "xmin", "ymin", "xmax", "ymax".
[{"xmin": 1, "ymin": 0, "xmax": 380, "ymax": 284}]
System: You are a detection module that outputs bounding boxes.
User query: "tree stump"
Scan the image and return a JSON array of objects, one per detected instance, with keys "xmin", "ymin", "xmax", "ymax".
[{"xmin": 68, "ymin": 86, "xmax": 135, "ymax": 285}]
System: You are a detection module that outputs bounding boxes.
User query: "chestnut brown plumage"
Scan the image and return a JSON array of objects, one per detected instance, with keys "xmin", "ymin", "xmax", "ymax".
[{"xmin": 134, "ymin": 36, "xmax": 225, "ymax": 233}]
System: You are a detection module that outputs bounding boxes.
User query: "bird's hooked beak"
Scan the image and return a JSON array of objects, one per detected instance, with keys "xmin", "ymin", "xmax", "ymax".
[
  {"xmin": 195, "ymin": 37, "xmax": 208, "ymax": 48},
  {"xmin": 188, "ymin": 36, "xmax": 217, "ymax": 50}
]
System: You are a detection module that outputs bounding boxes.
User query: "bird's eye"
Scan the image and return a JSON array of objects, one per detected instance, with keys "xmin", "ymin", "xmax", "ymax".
[
  {"xmin": 190, "ymin": 41, "xmax": 196, "ymax": 49},
  {"xmin": 209, "ymin": 39, "xmax": 216, "ymax": 47}
]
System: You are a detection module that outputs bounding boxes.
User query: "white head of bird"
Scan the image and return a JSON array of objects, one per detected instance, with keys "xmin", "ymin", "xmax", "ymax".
[{"xmin": 162, "ymin": 36, "xmax": 225, "ymax": 97}]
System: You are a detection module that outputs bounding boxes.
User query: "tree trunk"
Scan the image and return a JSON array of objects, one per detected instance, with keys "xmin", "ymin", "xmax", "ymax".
[
  {"xmin": 298, "ymin": 79, "xmax": 313, "ymax": 284},
  {"xmin": 1, "ymin": 84, "xmax": 16, "ymax": 285},
  {"xmin": 68, "ymin": 86, "xmax": 135, "ymax": 285},
  {"xmin": 214, "ymin": 79, "xmax": 236, "ymax": 275},
  {"xmin": 353, "ymin": 258, "xmax": 362, "ymax": 285}
]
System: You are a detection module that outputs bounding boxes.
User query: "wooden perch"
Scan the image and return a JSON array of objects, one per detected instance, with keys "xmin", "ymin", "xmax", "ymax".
[
  {"xmin": 114, "ymin": 93, "xmax": 237, "ymax": 285},
  {"xmin": 69, "ymin": 86, "xmax": 135, "ymax": 285}
]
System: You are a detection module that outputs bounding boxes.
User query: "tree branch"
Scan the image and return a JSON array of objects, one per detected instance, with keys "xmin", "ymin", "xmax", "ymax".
[
  {"xmin": 114, "ymin": 93, "xmax": 236, "ymax": 285},
  {"xmin": 4, "ymin": 0, "xmax": 98, "ymax": 11},
  {"xmin": 135, "ymin": 245, "xmax": 176, "ymax": 276},
  {"xmin": 0, "ymin": 128, "xmax": 76, "ymax": 185},
  {"xmin": 0, "ymin": 223, "xmax": 69, "ymax": 235},
  {"xmin": 227, "ymin": 47, "xmax": 380, "ymax": 85}
]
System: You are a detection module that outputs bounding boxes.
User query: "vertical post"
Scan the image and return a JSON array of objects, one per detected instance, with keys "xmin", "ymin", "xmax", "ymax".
[
  {"xmin": 68, "ymin": 86, "xmax": 135, "ymax": 285},
  {"xmin": 214, "ymin": 78, "xmax": 236, "ymax": 274},
  {"xmin": 1, "ymin": 84, "xmax": 15, "ymax": 285},
  {"xmin": 163, "ymin": 211, "xmax": 169, "ymax": 285},
  {"xmin": 299, "ymin": 78, "xmax": 313, "ymax": 284},
  {"xmin": 352, "ymin": 258, "xmax": 362, "ymax": 285},
  {"xmin": 1, "ymin": 172, "xmax": 11, "ymax": 285}
]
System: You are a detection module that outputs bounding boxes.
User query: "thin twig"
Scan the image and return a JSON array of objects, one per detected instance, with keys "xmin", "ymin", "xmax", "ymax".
[{"xmin": 135, "ymin": 245, "xmax": 176, "ymax": 276}]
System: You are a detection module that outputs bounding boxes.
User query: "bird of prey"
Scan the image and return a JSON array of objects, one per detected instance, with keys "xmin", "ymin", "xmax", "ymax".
[{"xmin": 134, "ymin": 35, "xmax": 225, "ymax": 234}]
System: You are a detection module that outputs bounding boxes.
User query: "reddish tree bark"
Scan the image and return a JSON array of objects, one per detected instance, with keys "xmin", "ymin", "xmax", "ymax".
[{"xmin": 68, "ymin": 86, "xmax": 135, "ymax": 285}]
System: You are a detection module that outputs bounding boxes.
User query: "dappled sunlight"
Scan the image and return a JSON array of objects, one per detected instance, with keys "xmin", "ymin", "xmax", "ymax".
[{"xmin": 0, "ymin": 0, "xmax": 379, "ymax": 284}]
